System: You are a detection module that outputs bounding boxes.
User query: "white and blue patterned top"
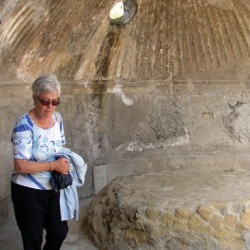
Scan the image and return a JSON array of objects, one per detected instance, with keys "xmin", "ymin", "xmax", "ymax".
[{"xmin": 11, "ymin": 111, "xmax": 66, "ymax": 190}]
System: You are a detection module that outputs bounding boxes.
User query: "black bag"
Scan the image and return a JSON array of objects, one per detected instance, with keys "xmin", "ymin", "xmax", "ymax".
[
  {"xmin": 49, "ymin": 156, "xmax": 73, "ymax": 191},
  {"xmin": 50, "ymin": 171, "xmax": 73, "ymax": 192}
]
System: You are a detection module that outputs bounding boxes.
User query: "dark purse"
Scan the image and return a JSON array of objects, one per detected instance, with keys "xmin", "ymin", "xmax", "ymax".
[
  {"xmin": 50, "ymin": 171, "xmax": 73, "ymax": 192},
  {"xmin": 49, "ymin": 156, "xmax": 73, "ymax": 192}
]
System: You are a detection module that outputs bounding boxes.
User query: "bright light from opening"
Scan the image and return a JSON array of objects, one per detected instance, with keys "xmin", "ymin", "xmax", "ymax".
[{"xmin": 109, "ymin": 1, "xmax": 124, "ymax": 20}]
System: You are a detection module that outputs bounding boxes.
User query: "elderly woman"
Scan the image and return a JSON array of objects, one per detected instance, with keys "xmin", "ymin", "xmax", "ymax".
[{"xmin": 11, "ymin": 75, "xmax": 74, "ymax": 250}]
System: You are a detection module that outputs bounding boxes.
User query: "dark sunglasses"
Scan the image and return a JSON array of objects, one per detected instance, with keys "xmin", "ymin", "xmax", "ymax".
[{"xmin": 37, "ymin": 96, "xmax": 60, "ymax": 106}]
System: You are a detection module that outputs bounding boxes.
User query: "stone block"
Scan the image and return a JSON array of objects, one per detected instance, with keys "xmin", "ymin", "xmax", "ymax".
[
  {"xmin": 228, "ymin": 230, "xmax": 242, "ymax": 241},
  {"xmin": 143, "ymin": 221, "xmax": 166, "ymax": 238},
  {"xmin": 93, "ymin": 165, "xmax": 108, "ymax": 194},
  {"xmin": 240, "ymin": 209, "xmax": 250, "ymax": 227},
  {"xmin": 174, "ymin": 207, "xmax": 191, "ymax": 220},
  {"xmin": 187, "ymin": 213, "xmax": 206, "ymax": 230},
  {"xmin": 144, "ymin": 208, "xmax": 161, "ymax": 222},
  {"xmin": 159, "ymin": 211, "xmax": 174, "ymax": 228},
  {"xmin": 173, "ymin": 220, "xmax": 189, "ymax": 233},
  {"xmin": 210, "ymin": 214, "xmax": 223, "ymax": 231},
  {"xmin": 214, "ymin": 226, "xmax": 231, "ymax": 239},
  {"xmin": 123, "ymin": 229, "xmax": 147, "ymax": 245},
  {"xmin": 234, "ymin": 223, "xmax": 247, "ymax": 239},
  {"xmin": 199, "ymin": 225, "xmax": 214, "ymax": 235},
  {"xmin": 223, "ymin": 214, "xmax": 238, "ymax": 229},
  {"xmin": 213, "ymin": 203, "xmax": 228, "ymax": 216},
  {"xmin": 197, "ymin": 205, "xmax": 215, "ymax": 222},
  {"xmin": 220, "ymin": 239, "xmax": 241, "ymax": 250},
  {"xmin": 243, "ymin": 207, "xmax": 250, "ymax": 214}
]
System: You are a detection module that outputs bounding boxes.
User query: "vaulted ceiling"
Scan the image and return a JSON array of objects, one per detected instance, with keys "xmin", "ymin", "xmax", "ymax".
[{"xmin": 1, "ymin": 0, "xmax": 250, "ymax": 82}]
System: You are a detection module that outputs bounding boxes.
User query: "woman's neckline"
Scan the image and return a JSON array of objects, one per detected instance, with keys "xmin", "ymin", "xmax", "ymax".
[{"xmin": 28, "ymin": 111, "xmax": 55, "ymax": 130}]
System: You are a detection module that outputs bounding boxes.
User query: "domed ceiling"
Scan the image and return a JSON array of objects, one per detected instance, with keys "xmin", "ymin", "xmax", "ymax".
[{"xmin": 0, "ymin": 0, "xmax": 250, "ymax": 82}]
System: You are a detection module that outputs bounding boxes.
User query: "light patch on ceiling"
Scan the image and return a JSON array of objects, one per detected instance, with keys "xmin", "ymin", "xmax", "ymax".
[
  {"xmin": 109, "ymin": 1, "xmax": 124, "ymax": 20},
  {"xmin": 109, "ymin": 0, "xmax": 137, "ymax": 25}
]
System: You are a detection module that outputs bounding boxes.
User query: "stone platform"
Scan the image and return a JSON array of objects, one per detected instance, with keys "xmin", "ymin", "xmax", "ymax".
[{"xmin": 85, "ymin": 165, "xmax": 250, "ymax": 250}]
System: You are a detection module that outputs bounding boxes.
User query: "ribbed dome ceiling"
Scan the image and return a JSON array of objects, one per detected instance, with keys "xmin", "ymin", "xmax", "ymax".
[{"xmin": 0, "ymin": 0, "xmax": 250, "ymax": 82}]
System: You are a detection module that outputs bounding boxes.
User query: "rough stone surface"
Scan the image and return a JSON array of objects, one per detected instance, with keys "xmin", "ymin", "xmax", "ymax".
[
  {"xmin": 1, "ymin": 0, "xmax": 250, "ymax": 81},
  {"xmin": 86, "ymin": 167, "xmax": 250, "ymax": 249}
]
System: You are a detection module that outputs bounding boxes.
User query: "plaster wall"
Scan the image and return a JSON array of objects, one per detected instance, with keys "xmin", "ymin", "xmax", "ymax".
[{"xmin": 103, "ymin": 80, "xmax": 250, "ymax": 179}]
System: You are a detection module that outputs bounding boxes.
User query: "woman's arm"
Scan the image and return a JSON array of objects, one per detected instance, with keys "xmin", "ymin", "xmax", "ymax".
[{"xmin": 14, "ymin": 157, "xmax": 70, "ymax": 174}]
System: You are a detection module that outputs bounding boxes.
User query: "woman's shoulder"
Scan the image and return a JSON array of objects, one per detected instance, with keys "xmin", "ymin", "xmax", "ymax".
[
  {"xmin": 15, "ymin": 113, "xmax": 31, "ymax": 124},
  {"xmin": 53, "ymin": 111, "xmax": 63, "ymax": 121},
  {"xmin": 13, "ymin": 113, "xmax": 33, "ymax": 132}
]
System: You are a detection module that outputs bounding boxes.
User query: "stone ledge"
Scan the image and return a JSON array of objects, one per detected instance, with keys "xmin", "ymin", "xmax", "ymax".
[{"xmin": 85, "ymin": 167, "xmax": 250, "ymax": 250}]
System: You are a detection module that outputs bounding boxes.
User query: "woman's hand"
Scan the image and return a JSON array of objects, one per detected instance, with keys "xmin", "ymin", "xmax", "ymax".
[{"xmin": 52, "ymin": 157, "xmax": 70, "ymax": 174}]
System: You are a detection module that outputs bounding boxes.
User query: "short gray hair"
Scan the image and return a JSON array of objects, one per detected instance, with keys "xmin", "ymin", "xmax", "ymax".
[{"xmin": 32, "ymin": 75, "xmax": 61, "ymax": 97}]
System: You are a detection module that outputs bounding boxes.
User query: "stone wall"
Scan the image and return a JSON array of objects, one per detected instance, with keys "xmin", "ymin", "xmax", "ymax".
[
  {"xmin": 2, "ymin": 78, "xmax": 250, "ymax": 227},
  {"xmin": 98, "ymin": 80, "xmax": 250, "ymax": 183}
]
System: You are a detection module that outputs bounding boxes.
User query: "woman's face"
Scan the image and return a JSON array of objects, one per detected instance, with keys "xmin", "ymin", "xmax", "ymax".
[{"xmin": 34, "ymin": 91, "xmax": 60, "ymax": 118}]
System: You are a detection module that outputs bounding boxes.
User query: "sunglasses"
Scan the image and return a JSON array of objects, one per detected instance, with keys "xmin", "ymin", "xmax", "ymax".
[{"xmin": 37, "ymin": 96, "xmax": 60, "ymax": 106}]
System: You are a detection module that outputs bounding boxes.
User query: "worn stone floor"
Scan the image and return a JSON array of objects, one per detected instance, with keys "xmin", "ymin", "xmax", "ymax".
[{"xmin": 0, "ymin": 198, "xmax": 98, "ymax": 250}]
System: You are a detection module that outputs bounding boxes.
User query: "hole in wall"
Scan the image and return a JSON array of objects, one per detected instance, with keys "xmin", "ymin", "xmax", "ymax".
[{"xmin": 109, "ymin": 0, "xmax": 137, "ymax": 25}]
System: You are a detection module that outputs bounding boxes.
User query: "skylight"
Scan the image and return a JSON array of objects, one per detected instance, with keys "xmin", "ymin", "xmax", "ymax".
[{"xmin": 109, "ymin": 0, "xmax": 137, "ymax": 25}]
